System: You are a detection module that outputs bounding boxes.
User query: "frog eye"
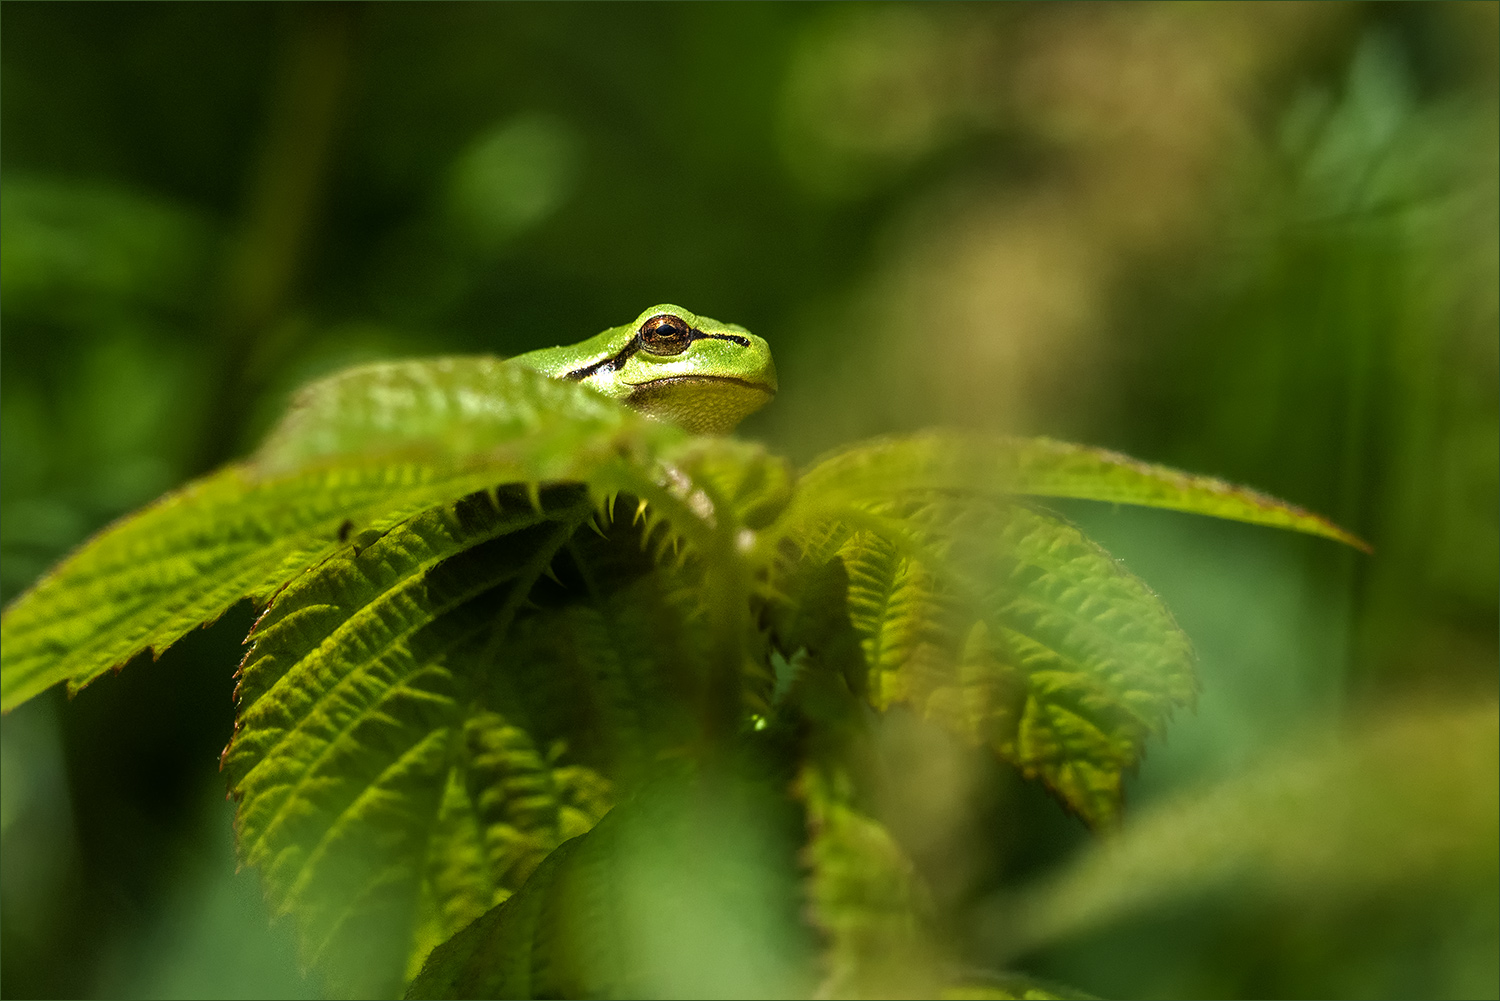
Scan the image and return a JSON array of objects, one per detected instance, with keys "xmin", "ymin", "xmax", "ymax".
[{"xmin": 639, "ymin": 314, "xmax": 692, "ymax": 355}]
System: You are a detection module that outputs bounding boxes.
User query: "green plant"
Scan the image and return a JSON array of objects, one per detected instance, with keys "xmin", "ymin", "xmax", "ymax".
[{"xmin": 0, "ymin": 358, "xmax": 1366, "ymax": 999}]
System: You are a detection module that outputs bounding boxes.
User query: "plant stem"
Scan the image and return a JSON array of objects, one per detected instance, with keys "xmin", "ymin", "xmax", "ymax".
[{"xmin": 190, "ymin": 3, "xmax": 357, "ymax": 474}]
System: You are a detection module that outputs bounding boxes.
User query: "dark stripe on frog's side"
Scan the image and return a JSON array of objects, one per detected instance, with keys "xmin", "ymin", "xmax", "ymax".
[{"xmin": 561, "ymin": 328, "xmax": 751, "ymax": 381}]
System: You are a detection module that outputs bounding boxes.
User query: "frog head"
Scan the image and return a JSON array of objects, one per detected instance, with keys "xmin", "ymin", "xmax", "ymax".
[{"xmin": 517, "ymin": 304, "xmax": 777, "ymax": 435}]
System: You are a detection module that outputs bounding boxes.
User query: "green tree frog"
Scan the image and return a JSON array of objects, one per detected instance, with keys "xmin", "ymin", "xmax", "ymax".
[{"xmin": 511, "ymin": 304, "xmax": 776, "ymax": 435}]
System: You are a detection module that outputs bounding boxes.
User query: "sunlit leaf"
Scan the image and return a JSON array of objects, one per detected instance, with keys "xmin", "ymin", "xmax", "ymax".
[
  {"xmin": 0, "ymin": 461, "xmax": 520, "ymax": 712},
  {"xmin": 252, "ymin": 356, "xmax": 660, "ymax": 474},
  {"xmin": 792, "ymin": 434, "xmax": 1370, "ymax": 551},
  {"xmin": 0, "ymin": 361, "xmax": 682, "ymax": 713}
]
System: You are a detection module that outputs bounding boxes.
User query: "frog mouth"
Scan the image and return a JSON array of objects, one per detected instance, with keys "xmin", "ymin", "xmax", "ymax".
[{"xmin": 626, "ymin": 375, "xmax": 776, "ymax": 395}]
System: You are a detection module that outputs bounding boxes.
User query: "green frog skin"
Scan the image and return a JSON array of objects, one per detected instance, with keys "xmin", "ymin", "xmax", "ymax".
[{"xmin": 510, "ymin": 304, "xmax": 776, "ymax": 435}]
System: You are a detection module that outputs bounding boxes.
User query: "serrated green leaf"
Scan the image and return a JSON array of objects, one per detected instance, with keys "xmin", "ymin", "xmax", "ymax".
[
  {"xmin": 222, "ymin": 483, "xmax": 617, "ymax": 996},
  {"xmin": 594, "ymin": 439, "xmax": 794, "ymax": 727},
  {"xmin": 411, "ymin": 763, "xmax": 495, "ymax": 974},
  {"xmin": 404, "ymin": 828, "xmax": 588, "ymax": 1000},
  {"xmin": 961, "ymin": 503, "xmax": 1195, "ymax": 827},
  {"xmin": 215, "ymin": 366, "xmax": 784, "ymax": 994},
  {"xmin": 220, "ymin": 469, "xmax": 761, "ymax": 993},
  {"xmin": 791, "ymin": 433, "xmax": 1369, "ymax": 551},
  {"xmin": 406, "ymin": 711, "xmax": 614, "ymax": 982},
  {"xmin": 1, "ymin": 461, "xmax": 527, "ymax": 712},
  {"xmin": 1003, "ymin": 437, "xmax": 1371, "ymax": 551},
  {"xmin": 223, "ymin": 486, "xmax": 597, "ymax": 996},
  {"xmin": 5, "ymin": 344, "xmax": 1368, "ymax": 1000},
  {"xmin": 838, "ymin": 522, "xmax": 967, "ymax": 715},
  {"xmin": 495, "ymin": 567, "xmax": 704, "ymax": 782},
  {"xmin": 253, "ymin": 356, "xmax": 663, "ymax": 473},
  {"xmin": 1, "ymin": 361, "xmax": 685, "ymax": 714},
  {"xmin": 810, "ymin": 498, "xmax": 1194, "ymax": 828}
]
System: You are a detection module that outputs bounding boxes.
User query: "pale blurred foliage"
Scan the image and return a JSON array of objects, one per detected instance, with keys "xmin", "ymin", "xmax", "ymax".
[
  {"xmin": 779, "ymin": 5, "xmax": 1005, "ymax": 200},
  {"xmin": 0, "ymin": 699, "xmax": 78, "ymax": 962},
  {"xmin": 870, "ymin": 709, "xmax": 990, "ymax": 908},
  {"xmin": 583, "ymin": 780, "xmax": 812, "ymax": 999},
  {"xmin": 773, "ymin": 2, "xmax": 1360, "ymax": 451},
  {"xmin": 1004, "ymin": 698, "xmax": 1498, "ymax": 952},
  {"xmin": 989, "ymin": 697, "xmax": 1499, "ymax": 999},
  {"xmin": 829, "ymin": 694, "xmax": 1498, "ymax": 998},
  {"xmin": 443, "ymin": 113, "xmax": 582, "ymax": 252}
]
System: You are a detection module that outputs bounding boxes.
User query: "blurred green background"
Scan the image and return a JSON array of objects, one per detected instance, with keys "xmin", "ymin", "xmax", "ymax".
[{"xmin": 1, "ymin": 3, "xmax": 1494, "ymax": 998}]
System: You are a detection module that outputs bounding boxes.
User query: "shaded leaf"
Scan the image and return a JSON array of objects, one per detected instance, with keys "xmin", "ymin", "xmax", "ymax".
[
  {"xmin": 407, "ymin": 711, "xmax": 614, "ymax": 982},
  {"xmin": 765, "ymin": 547, "xmax": 869, "ymax": 709},
  {"xmin": 222, "ymin": 483, "xmax": 611, "ymax": 996},
  {"xmin": 809, "ymin": 497, "xmax": 1195, "ymax": 828},
  {"xmin": 405, "ymin": 829, "xmax": 588, "ymax": 1001},
  {"xmin": 597, "ymin": 438, "xmax": 796, "ymax": 725},
  {"xmin": 490, "ymin": 524, "xmax": 708, "ymax": 784}
]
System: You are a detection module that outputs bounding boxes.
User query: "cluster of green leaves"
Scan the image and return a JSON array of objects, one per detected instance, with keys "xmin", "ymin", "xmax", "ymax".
[{"xmin": 0, "ymin": 358, "xmax": 1364, "ymax": 998}]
